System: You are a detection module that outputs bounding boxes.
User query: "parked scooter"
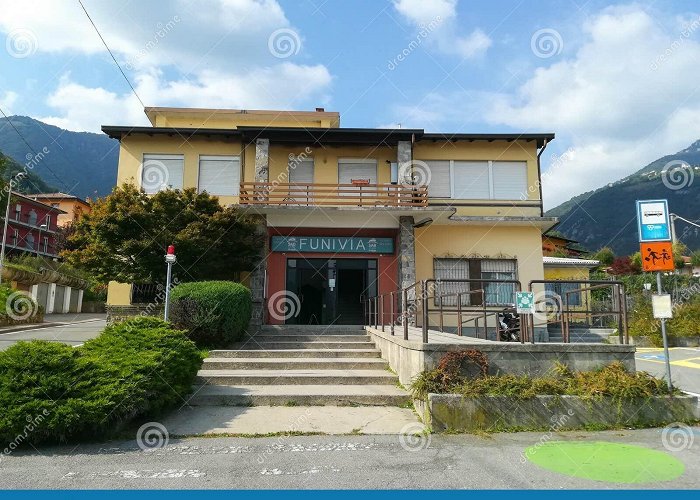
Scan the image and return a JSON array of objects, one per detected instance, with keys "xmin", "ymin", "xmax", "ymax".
[{"xmin": 498, "ymin": 312, "xmax": 520, "ymax": 342}]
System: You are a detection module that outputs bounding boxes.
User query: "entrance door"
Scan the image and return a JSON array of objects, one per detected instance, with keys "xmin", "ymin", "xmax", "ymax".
[{"xmin": 286, "ymin": 258, "xmax": 377, "ymax": 325}]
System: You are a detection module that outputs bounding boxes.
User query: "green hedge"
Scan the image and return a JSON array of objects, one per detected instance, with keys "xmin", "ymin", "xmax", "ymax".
[
  {"xmin": 0, "ymin": 317, "xmax": 201, "ymax": 445},
  {"xmin": 629, "ymin": 294, "xmax": 700, "ymax": 344},
  {"xmin": 170, "ymin": 281, "xmax": 252, "ymax": 347}
]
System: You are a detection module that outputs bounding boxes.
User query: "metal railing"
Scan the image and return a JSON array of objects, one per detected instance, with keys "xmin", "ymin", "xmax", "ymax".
[
  {"xmin": 527, "ymin": 280, "xmax": 629, "ymax": 344},
  {"xmin": 240, "ymin": 182, "xmax": 428, "ymax": 207}
]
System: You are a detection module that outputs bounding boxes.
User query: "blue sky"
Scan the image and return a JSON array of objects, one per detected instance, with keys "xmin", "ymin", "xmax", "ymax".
[{"xmin": 1, "ymin": 0, "xmax": 700, "ymax": 207}]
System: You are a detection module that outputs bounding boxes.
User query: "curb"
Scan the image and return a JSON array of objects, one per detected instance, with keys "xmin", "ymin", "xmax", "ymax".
[{"xmin": 0, "ymin": 318, "xmax": 103, "ymax": 336}]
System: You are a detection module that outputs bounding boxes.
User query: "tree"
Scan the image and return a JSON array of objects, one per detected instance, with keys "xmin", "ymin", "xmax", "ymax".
[
  {"xmin": 672, "ymin": 242, "xmax": 687, "ymax": 270},
  {"xmin": 62, "ymin": 184, "xmax": 264, "ymax": 284},
  {"xmin": 593, "ymin": 247, "xmax": 615, "ymax": 266},
  {"xmin": 608, "ymin": 256, "xmax": 641, "ymax": 276},
  {"xmin": 691, "ymin": 250, "xmax": 700, "ymax": 267}
]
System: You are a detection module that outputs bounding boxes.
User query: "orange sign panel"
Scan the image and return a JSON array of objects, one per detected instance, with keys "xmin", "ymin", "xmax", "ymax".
[{"xmin": 641, "ymin": 242, "xmax": 675, "ymax": 272}]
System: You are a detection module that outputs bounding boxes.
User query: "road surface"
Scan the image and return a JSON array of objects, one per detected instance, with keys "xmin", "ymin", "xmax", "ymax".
[
  {"xmin": 636, "ymin": 347, "xmax": 700, "ymax": 396},
  {"xmin": 0, "ymin": 313, "xmax": 105, "ymax": 350}
]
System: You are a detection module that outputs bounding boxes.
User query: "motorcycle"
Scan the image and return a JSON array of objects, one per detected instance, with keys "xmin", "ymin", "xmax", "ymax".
[{"xmin": 498, "ymin": 312, "xmax": 520, "ymax": 342}]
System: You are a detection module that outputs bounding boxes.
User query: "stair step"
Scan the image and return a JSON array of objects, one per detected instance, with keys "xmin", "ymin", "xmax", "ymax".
[
  {"xmin": 209, "ymin": 349, "xmax": 381, "ymax": 359},
  {"xmin": 260, "ymin": 325, "xmax": 365, "ymax": 335},
  {"xmin": 188, "ymin": 384, "xmax": 410, "ymax": 407},
  {"xmin": 243, "ymin": 335, "xmax": 370, "ymax": 343},
  {"xmin": 235, "ymin": 341, "xmax": 376, "ymax": 350},
  {"xmin": 202, "ymin": 357, "xmax": 388, "ymax": 370},
  {"xmin": 196, "ymin": 369, "xmax": 398, "ymax": 386}
]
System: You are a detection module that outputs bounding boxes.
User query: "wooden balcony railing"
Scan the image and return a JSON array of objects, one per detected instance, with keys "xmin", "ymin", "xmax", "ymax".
[{"xmin": 239, "ymin": 182, "xmax": 428, "ymax": 207}]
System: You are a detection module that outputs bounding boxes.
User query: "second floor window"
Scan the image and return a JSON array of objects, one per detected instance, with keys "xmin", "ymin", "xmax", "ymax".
[
  {"xmin": 198, "ymin": 155, "xmax": 240, "ymax": 196},
  {"xmin": 42, "ymin": 236, "xmax": 49, "ymax": 253},
  {"xmin": 420, "ymin": 160, "xmax": 528, "ymax": 201},
  {"xmin": 338, "ymin": 158, "xmax": 377, "ymax": 196},
  {"xmin": 12, "ymin": 229, "xmax": 17, "ymax": 246},
  {"xmin": 141, "ymin": 154, "xmax": 184, "ymax": 194}
]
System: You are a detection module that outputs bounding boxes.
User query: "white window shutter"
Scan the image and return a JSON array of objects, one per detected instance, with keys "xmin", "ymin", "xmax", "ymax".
[
  {"xmin": 492, "ymin": 161, "xmax": 527, "ymax": 200},
  {"xmin": 424, "ymin": 160, "xmax": 451, "ymax": 198},
  {"xmin": 338, "ymin": 159, "xmax": 377, "ymax": 184},
  {"xmin": 142, "ymin": 154, "xmax": 184, "ymax": 194},
  {"xmin": 452, "ymin": 161, "xmax": 490, "ymax": 199},
  {"xmin": 198, "ymin": 155, "xmax": 240, "ymax": 196},
  {"xmin": 289, "ymin": 159, "xmax": 314, "ymax": 184}
]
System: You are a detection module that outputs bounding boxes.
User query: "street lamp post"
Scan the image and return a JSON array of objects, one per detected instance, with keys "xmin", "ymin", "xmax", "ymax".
[
  {"xmin": 0, "ymin": 188, "xmax": 11, "ymax": 285},
  {"xmin": 37, "ymin": 223, "xmax": 47, "ymax": 256},
  {"xmin": 164, "ymin": 244, "xmax": 176, "ymax": 321}
]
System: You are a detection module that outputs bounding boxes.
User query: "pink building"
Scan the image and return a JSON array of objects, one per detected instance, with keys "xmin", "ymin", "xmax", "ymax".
[{"xmin": 2, "ymin": 192, "xmax": 66, "ymax": 258}]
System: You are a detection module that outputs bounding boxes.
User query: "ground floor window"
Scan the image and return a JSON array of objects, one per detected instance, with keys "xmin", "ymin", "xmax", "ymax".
[{"xmin": 433, "ymin": 258, "xmax": 517, "ymax": 306}]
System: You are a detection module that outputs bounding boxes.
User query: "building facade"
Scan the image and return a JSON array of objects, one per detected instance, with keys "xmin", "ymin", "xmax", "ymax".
[
  {"xmin": 30, "ymin": 193, "xmax": 91, "ymax": 227},
  {"xmin": 2, "ymin": 192, "xmax": 65, "ymax": 258},
  {"xmin": 104, "ymin": 107, "xmax": 556, "ymax": 331}
]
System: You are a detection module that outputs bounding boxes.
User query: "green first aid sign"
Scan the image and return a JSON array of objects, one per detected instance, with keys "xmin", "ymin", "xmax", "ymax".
[{"xmin": 515, "ymin": 292, "xmax": 535, "ymax": 314}]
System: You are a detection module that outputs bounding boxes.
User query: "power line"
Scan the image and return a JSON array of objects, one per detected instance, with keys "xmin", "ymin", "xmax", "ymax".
[
  {"xmin": 0, "ymin": 106, "xmax": 73, "ymax": 193},
  {"xmin": 77, "ymin": 0, "xmax": 145, "ymax": 108}
]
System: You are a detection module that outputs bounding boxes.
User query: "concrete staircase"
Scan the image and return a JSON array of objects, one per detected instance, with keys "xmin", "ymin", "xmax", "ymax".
[
  {"xmin": 188, "ymin": 326, "xmax": 411, "ymax": 407},
  {"xmin": 547, "ymin": 327, "xmax": 617, "ymax": 343}
]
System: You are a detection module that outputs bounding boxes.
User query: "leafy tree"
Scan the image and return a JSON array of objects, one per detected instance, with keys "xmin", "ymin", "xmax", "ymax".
[
  {"xmin": 691, "ymin": 250, "xmax": 700, "ymax": 267},
  {"xmin": 593, "ymin": 247, "xmax": 615, "ymax": 266},
  {"xmin": 62, "ymin": 184, "xmax": 264, "ymax": 284},
  {"xmin": 631, "ymin": 251, "xmax": 642, "ymax": 270},
  {"xmin": 672, "ymin": 242, "xmax": 687, "ymax": 270},
  {"xmin": 608, "ymin": 256, "xmax": 641, "ymax": 276}
]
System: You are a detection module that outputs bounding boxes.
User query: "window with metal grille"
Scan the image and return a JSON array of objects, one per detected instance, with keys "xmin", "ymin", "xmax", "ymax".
[{"xmin": 433, "ymin": 258, "xmax": 517, "ymax": 306}]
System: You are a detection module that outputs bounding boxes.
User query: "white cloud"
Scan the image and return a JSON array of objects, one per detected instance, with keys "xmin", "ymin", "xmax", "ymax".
[
  {"xmin": 0, "ymin": 0, "xmax": 332, "ymax": 132},
  {"xmin": 392, "ymin": 0, "xmax": 491, "ymax": 59},
  {"xmin": 0, "ymin": 91, "xmax": 18, "ymax": 112}
]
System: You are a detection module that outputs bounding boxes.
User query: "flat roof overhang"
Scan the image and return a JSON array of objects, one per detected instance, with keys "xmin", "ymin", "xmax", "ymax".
[
  {"xmin": 101, "ymin": 126, "xmax": 242, "ymax": 141},
  {"xmin": 421, "ymin": 133, "xmax": 555, "ymax": 148}
]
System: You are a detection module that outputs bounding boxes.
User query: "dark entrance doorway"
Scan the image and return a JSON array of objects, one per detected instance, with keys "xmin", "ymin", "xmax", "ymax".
[{"xmin": 286, "ymin": 258, "xmax": 377, "ymax": 325}]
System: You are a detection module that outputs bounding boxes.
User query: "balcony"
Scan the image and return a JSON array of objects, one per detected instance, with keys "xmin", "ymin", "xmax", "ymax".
[{"xmin": 239, "ymin": 182, "xmax": 428, "ymax": 208}]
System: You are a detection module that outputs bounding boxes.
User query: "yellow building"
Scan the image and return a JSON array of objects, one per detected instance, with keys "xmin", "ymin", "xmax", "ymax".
[
  {"xmin": 30, "ymin": 193, "xmax": 91, "ymax": 227},
  {"xmin": 103, "ymin": 107, "xmax": 556, "ymax": 336}
]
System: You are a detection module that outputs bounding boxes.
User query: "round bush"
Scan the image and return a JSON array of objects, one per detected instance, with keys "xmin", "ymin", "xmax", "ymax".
[{"xmin": 169, "ymin": 281, "xmax": 252, "ymax": 347}]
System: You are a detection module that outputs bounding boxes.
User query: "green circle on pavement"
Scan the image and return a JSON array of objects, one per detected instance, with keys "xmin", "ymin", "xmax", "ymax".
[{"xmin": 524, "ymin": 441, "xmax": 684, "ymax": 484}]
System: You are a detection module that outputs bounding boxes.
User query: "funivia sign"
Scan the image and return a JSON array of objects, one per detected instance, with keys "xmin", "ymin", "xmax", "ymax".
[{"xmin": 271, "ymin": 236, "xmax": 394, "ymax": 254}]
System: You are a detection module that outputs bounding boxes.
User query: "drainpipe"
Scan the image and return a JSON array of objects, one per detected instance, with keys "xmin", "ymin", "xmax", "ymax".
[{"xmin": 536, "ymin": 138, "xmax": 549, "ymax": 217}]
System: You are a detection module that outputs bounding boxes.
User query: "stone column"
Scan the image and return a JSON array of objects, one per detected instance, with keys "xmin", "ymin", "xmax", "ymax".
[
  {"xmin": 248, "ymin": 217, "xmax": 268, "ymax": 334},
  {"xmin": 398, "ymin": 216, "xmax": 416, "ymax": 324},
  {"xmin": 255, "ymin": 138, "xmax": 270, "ymax": 201},
  {"xmin": 397, "ymin": 140, "xmax": 412, "ymax": 183}
]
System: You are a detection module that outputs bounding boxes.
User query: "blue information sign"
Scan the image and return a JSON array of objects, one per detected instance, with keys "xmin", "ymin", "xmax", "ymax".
[
  {"xmin": 636, "ymin": 199, "xmax": 671, "ymax": 242},
  {"xmin": 271, "ymin": 236, "xmax": 394, "ymax": 254}
]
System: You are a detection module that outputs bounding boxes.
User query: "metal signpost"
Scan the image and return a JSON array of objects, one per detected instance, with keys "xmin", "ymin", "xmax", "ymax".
[
  {"xmin": 636, "ymin": 199, "xmax": 674, "ymax": 392},
  {"xmin": 164, "ymin": 245, "xmax": 176, "ymax": 321}
]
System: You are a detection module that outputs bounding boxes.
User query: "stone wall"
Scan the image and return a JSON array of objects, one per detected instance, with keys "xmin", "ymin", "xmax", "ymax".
[{"xmin": 106, "ymin": 304, "xmax": 164, "ymax": 324}]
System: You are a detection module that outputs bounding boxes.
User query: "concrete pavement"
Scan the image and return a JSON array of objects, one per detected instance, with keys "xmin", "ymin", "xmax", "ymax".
[
  {"xmin": 0, "ymin": 313, "xmax": 105, "ymax": 350},
  {"xmin": 636, "ymin": 347, "xmax": 700, "ymax": 396},
  {"xmin": 0, "ymin": 429, "xmax": 698, "ymax": 489}
]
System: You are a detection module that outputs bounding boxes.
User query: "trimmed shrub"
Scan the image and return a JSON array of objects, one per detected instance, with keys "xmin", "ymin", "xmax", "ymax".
[
  {"xmin": 0, "ymin": 317, "xmax": 201, "ymax": 445},
  {"xmin": 170, "ymin": 281, "xmax": 252, "ymax": 347}
]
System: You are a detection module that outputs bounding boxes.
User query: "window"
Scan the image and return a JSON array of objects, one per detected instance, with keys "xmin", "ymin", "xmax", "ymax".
[
  {"xmin": 433, "ymin": 258, "xmax": 517, "ymax": 306},
  {"xmin": 423, "ymin": 160, "xmax": 451, "ymax": 198},
  {"xmin": 12, "ymin": 229, "xmax": 17, "ymax": 246},
  {"xmin": 42, "ymin": 237, "xmax": 48, "ymax": 253},
  {"xmin": 14, "ymin": 204, "xmax": 21, "ymax": 221},
  {"xmin": 481, "ymin": 259, "xmax": 517, "ymax": 305},
  {"xmin": 288, "ymin": 158, "xmax": 315, "ymax": 203},
  {"xmin": 338, "ymin": 159, "xmax": 377, "ymax": 192},
  {"xmin": 28, "ymin": 210, "xmax": 37, "ymax": 226},
  {"xmin": 25, "ymin": 233, "xmax": 34, "ymax": 250},
  {"xmin": 198, "ymin": 155, "xmax": 240, "ymax": 196},
  {"xmin": 418, "ymin": 160, "xmax": 528, "ymax": 200},
  {"xmin": 45, "ymin": 215, "xmax": 51, "ymax": 229},
  {"xmin": 141, "ymin": 154, "xmax": 184, "ymax": 194},
  {"xmin": 544, "ymin": 282, "xmax": 582, "ymax": 306}
]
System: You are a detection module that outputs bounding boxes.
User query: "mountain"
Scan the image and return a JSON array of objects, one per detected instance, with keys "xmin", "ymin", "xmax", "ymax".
[
  {"xmin": 0, "ymin": 116, "xmax": 118, "ymax": 199},
  {"xmin": 0, "ymin": 151, "xmax": 57, "ymax": 194},
  {"xmin": 546, "ymin": 140, "xmax": 700, "ymax": 256}
]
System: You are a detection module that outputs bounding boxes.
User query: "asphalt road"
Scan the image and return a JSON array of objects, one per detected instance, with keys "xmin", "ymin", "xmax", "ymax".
[
  {"xmin": 0, "ymin": 429, "xmax": 698, "ymax": 489},
  {"xmin": 636, "ymin": 347, "xmax": 700, "ymax": 396},
  {"xmin": 0, "ymin": 314, "xmax": 106, "ymax": 350}
]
